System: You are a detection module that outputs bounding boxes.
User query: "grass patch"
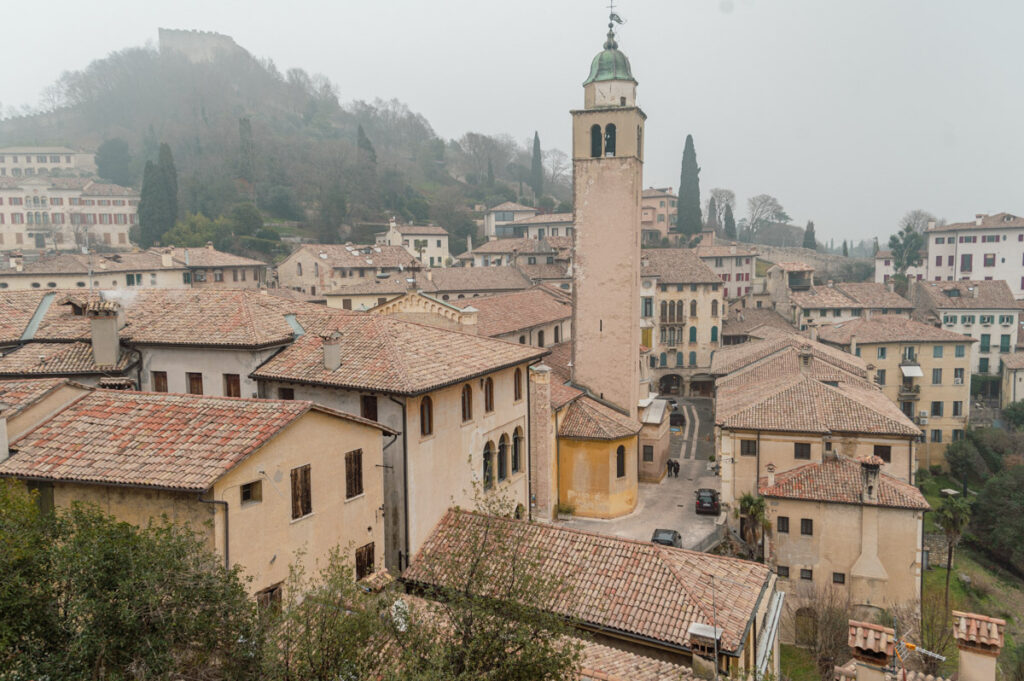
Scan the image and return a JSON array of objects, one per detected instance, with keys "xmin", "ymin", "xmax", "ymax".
[
  {"xmin": 779, "ymin": 644, "xmax": 818, "ymax": 681},
  {"xmin": 755, "ymin": 258, "xmax": 774, "ymax": 277},
  {"xmin": 918, "ymin": 472, "xmax": 973, "ymax": 533}
]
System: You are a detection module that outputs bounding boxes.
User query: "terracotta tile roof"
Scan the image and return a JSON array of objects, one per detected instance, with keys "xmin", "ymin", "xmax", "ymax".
[
  {"xmin": 711, "ymin": 335, "xmax": 867, "ymax": 379},
  {"xmin": 509, "ymin": 212, "xmax": 574, "ymax": 225},
  {"xmin": 695, "ymin": 243, "xmax": 756, "ymax": 258},
  {"xmin": 914, "ymin": 279, "xmax": 1018, "ymax": 310},
  {"xmin": 450, "ymin": 287, "xmax": 570, "ymax": 337},
  {"xmin": 545, "ymin": 341, "xmax": 572, "ymax": 381},
  {"xmin": 773, "ymin": 261, "xmax": 814, "ymax": 272},
  {"xmin": 0, "ymin": 291, "xmax": 51, "ymax": 344},
  {"xmin": 550, "ymin": 380, "xmax": 584, "ymax": 409},
  {"xmin": 722, "ymin": 309, "xmax": 794, "ymax": 336},
  {"xmin": 927, "ymin": 212, "xmax": 1024, "ymax": 232},
  {"xmin": 518, "ymin": 262, "xmax": 571, "ymax": 281},
  {"xmin": 487, "ymin": 201, "xmax": 535, "ymax": 213},
  {"xmin": 403, "ymin": 509, "xmax": 774, "ymax": 654},
  {"xmin": 759, "ymin": 456, "xmax": 928, "ymax": 510},
  {"xmin": 952, "ymin": 611, "xmax": 1005, "ymax": 650},
  {"xmin": 389, "ymin": 224, "xmax": 449, "ymax": 236},
  {"xmin": 82, "ymin": 182, "xmax": 137, "ymax": 197},
  {"xmin": 641, "ymin": 248, "xmax": 721, "ymax": 284},
  {"xmin": 816, "ymin": 315, "xmax": 975, "ymax": 345},
  {"xmin": 835, "ymin": 660, "xmax": 946, "ymax": 681},
  {"xmin": 579, "ymin": 640, "xmax": 693, "ymax": 680},
  {"xmin": 791, "ymin": 283, "xmax": 912, "ymax": 310},
  {"xmin": 641, "ymin": 187, "xmax": 676, "ymax": 199},
  {"xmin": 848, "ymin": 620, "xmax": 896, "ymax": 656},
  {"xmin": 1001, "ymin": 351, "xmax": 1024, "ymax": 370},
  {"xmin": 427, "ymin": 266, "xmax": 533, "ymax": 293},
  {"xmin": 251, "ymin": 313, "xmax": 546, "ymax": 395},
  {"xmin": 0, "ymin": 391, "xmax": 356, "ymax": 491},
  {"xmin": 293, "ymin": 244, "xmax": 420, "ymax": 271},
  {"xmin": 558, "ymin": 396, "xmax": 641, "ymax": 440},
  {"xmin": 0, "ymin": 342, "xmax": 134, "ymax": 376},
  {"xmin": 463, "ymin": 237, "xmax": 569, "ymax": 256},
  {"xmin": 0, "ymin": 377, "xmax": 79, "ymax": 417},
  {"xmin": 164, "ymin": 247, "xmax": 266, "ymax": 267}
]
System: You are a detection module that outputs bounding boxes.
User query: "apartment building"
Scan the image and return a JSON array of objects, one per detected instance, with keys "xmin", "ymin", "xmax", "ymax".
[
  {"xmin": 276, "ymin": 243, "xmax": 420, "ymax": 296},
  {"xmin": 0, "ymin": 147, "xmax": 95, "ymax": 176},
  {"xmin": 501, "ymin": 212, "xmax": 574, "ymax": 239},
  {"xmin": 925, "ymin": 212, "xmax": 1024, "ymax": 296},
  {"xmin": 482, "ymin": 201, "xmax": 537, "ymax": 238},
  {"xmin": 641, "ymin": 248, "xmax": 723, "ymax": 396},
  {"xmin": 694, "ymin": 230, "xmax": 757, "ymax": 299},
  {"xmin": 817, "ymin": 315, "xmax": 974, "ymax": 467},
  {"xmin": 376, "ymin": 220, "xmax": 451, "ymax": 268},
  {"xmin": 911, "ymin": 279, "xmax": 1018, "ymax": 375},
  {"xmin": 323, "ymin": 266, "xmax": 533, "ymax": 310},
  {"xmin": 873, "ymin": 249, "xmax": 926, "ymax": 283},
  {"xmin": 0, "ymin": 176, "xmax": 137, "ymax": 251},
  {"xmin": 457, "ymin": 235, "xmax": 572, "ymax": 268},
  {"xmin": 640, "ymin": 186, "xmax": 676, "ymax": 244}
]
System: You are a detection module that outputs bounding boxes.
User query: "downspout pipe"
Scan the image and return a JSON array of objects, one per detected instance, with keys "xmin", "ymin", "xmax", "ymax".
[
  {"xmin": 526, "ymin": 359, "xmax": 543, "ymax": 521},
  {"xmin": 198, "ymin": 493, "xmax": 229, "ymax": 570},
  {"xmin": 388, "ymin": 395, "xmax": 410, "ymax": 571}
]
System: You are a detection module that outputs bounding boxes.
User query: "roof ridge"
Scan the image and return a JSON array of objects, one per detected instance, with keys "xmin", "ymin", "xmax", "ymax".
[{"xmin": 651, "ymin": 544, "xmax": 715, "ymax": 627}]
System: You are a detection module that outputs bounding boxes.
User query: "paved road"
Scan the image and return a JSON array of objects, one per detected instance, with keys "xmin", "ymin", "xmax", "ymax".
[{"xmin": 561, "ymin": 396, "xmax": 721, "ymax": 549}]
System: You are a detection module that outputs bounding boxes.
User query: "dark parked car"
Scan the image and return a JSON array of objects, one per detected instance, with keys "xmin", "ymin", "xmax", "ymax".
[
  {"xmin": 695, "ymin": 488, "xmax": 721, "ymax": 515},
  {"xmin": 651, "ymin": 528, "xmax": 682, "ymax": 548},
  {"xmin": 670, "ymin": 412, "xmax": 685, "ymax": 427}
]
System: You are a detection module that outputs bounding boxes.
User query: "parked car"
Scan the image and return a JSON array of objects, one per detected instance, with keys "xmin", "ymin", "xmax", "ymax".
[
  {"xmin": 695, "ymin": 488, "xmax": 721, "ymax": 515},
  {"xmin": 670, "ymin": 412, "xmax": 685, "ymax": 427},
  {"xmin": 651, "ymin": 528, "xmax": 682, "ymax": 548}
]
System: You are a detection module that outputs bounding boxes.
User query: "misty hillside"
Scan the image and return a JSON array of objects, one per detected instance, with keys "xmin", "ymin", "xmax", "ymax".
[{"xmin": 0, "ymin": 32, "xmax": 571, "ymax": 255}]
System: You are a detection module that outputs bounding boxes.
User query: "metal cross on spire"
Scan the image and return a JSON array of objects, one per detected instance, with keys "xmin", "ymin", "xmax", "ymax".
[{"xmin": 608, "ymin": 0, "xmax": 624, "ymax": 25}]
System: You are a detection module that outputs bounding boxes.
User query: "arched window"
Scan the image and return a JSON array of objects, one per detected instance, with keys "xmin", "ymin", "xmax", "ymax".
[
  {"xmin": 637, "ymin": 125, "xmax": 642, "ymax": 156},
  {"xmin": 590, "ymin": 124, "xmax": 602, "ymax": 158},
  {"xmin": 711, "ymin": 299, "xmax": 719, "ymax": 316},
  {"xmin": 615, "ymin": 445, "xmax": 626, "ymax": 478},
  {"xmin": 498, "ymin": 434, "xmax": 509, "ymax": 482},
  {"xmin": 483, "ymin": 377, "xmax": 494, "ymax": 413},
  {"xmin": 676, "ymin": 300, "xmax": 684, "ymax": 320},
  {"xmin": 689, "ymin": 326, "xmax": 697, "ymax": 343},
  {"xmin": 659, "ymin": 352, "xmax": 667, "ymax": 367},
  {"xmin": 689, "ymin": 351, "xmax": 697, "ymax": 366},
  {"xmin": 297, "ymin": 262, "xmax": 303, "ymax": 276},
  {"xmin": 461, "ymin": 384, "xmax": 473, "ymax": 422},
  {"xmin": 483, "ymin": 442, "xmax": 494, "ymax": 489},
  {"xmin": 690, "ymin": 300, "xmax": 697, "ymax": 317},
  {"xmin": 514, "ymin": 368, "xmax": 523, "ymax": 401},
  {"xmin": 537, "ymin": 330, "xmax": 545, "ymax": 347},
  {"xmin": 519, "ymin": 335, "xmax": 526, "ymax": 344},
  {"xmin": 660, "ymin": 300, "xmax": 667, "ymax": 321},
  {"xmin": 554, "ymin": 325, "xmax": 560, "ymax": 343},
  {"xmin": 711, "ymin": 327, "xmax": 719, "ymax": 342},
  {"xmin": 676, "ymin": 352, "xmax": 684, "ymax": 367},
  {"xmin": 420, "ymin": 396, "xmax": 433, "ymax": 436},
  {"xmin": 604, "ymin": 124, "xmax": 617, "ymax": 157},
  {"xmin": 667, "ymin": 301, "xmax": 675, "ymax": 323},
  {"xmin": 512, "ymin": 427, "xmax": 523, "ymax": 473}
]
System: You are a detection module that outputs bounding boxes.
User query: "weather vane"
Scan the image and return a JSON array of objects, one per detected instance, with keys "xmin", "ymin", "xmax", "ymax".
[{"xmin": 608, "ymin": 0, "xmax": 624, "ymax": 25}]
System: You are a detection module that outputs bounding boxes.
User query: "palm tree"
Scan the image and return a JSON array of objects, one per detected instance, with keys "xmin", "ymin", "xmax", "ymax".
[
  {"xmin": 935, "ymin": 494, "xmax": 971, "ymax": 611},
  {"xmin": 413, "ymin": 239, "xmax": 428, "ymax": 265},
  {"xmin": 734, "ymin": 493, "xmax": 770, "ymax": 561}
]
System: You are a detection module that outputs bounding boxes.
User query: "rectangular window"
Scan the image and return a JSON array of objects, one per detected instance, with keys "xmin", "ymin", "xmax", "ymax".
[
  {"xmin": 278, "ymin": 387, "xmax": 295, "ymax": 400},
  {"xmin": 186, "ymin": 372, "xmax": 203, "ymax": 395},
  {"xmin": 980, "ymin": 357, "xmax": 990, "ymax": 373},
  {"xmin": 955, "ymin": 344, "xmax": 965, "ymax": 358},
  {"xmin": 290, "ymin": 464, "xmax": 312, "ymax": 519},
  {"xmin": 800, "ymin": 568, "xmax": 813, "ymax": 580},
  {"xmin": 361, "ymin": 395, "xmax": 378, "ymax": 421},
  {"xmin": 935, "ymin": 255, "xmax": 942, "ymax": 266},
  {"xmin": 223, "ymin": 374, "xmax": 241, "ymax": 397},
  {"xmin": 345, "ymin": 449, "xmax": 363, "ymax": 499},
  {"xmin": 931, "ymin": 429, "xmax": 942, "ymax": 443},
  {"xmin": 933, "ymin": 345, "xmax": 943, "ymax": 358},
  {"xmin": 1001, "ymin": 335, "xmax": 1011, "ymax": 353},
  {"xmin": 642, "ymin": 445, "xmax": 654, "ymax": 462},
  {"xmin": 800, "ymin": 518, "xmax": 813, "ymax": 535},
  {"xmin": 240, "ymin": 481, "xmax": 262, "ymax": 504},
  {"xmin": 932, "ymin": 368, "xmax": 942, "ymax": 384},
  {"xmin": 953, "ymin": 401, "xmax": 963, "ymax": 417},
  {"xmin": 777, "ymin": 566, "xmax": 790, "ymax": 578},
  {"xmin": 877, "ymin": 347, "xmax": 887, "ymax": 359},
  {"xmin": 984, "ymin": 253, "xmax": 996, "ymax": 267},
  {"xmin": 980, "ymin": 334, "xmax": 990, "ymax": 352},
  {"xmin": 256, "ymin": 583, "xmax": 283, "ymax": 612},
  {"xmin": 355, "ymin": 542, "xmax": 375, "ymax": 581},
  {"xmin": 953, "ymin": 429, "xmax": 965, "ymax": 441},
  {"xmin": 873, "ymin": 445, "xmax": 891, "ymax": 463},
  {"xmin": 931, "ymin": 401, "xmax": 943, "ymax": 417},
  {"xmin": 152, "ymin": 371, "xmax": 168, "ymax": 392},
  {"xmin": 960, "ymin": 254, "xmax": 972, "ymax": 272},
  {"xmin": 794, "ymin": 443, "xmax": 811, "ymax": 460},
  {"xmin": 875, "ymin": 369, "xmax": 886, "ymax": 386},
  {"xmin": 740, "ymin": 440, "xmax": 757, "ymax": 456},
  {"xmin": 777, "ymin": 516, "xmax": 789, "ymax": 533},
  {"xmin": 833, "ymin": 572, "xmax": 846, "ymax": 585}
]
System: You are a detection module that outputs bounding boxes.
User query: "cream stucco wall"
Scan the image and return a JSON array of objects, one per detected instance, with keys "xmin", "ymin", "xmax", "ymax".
[
  {"xmin": 645, "ymin": 277, "xmax": 722, "ymax": 393},
  {"xmin": 6, "ymin": 383, "xmax": 89, "ymax": 440},
  {"xmin": 558, "ymin": 435, "xmax": 638, "ymax": 518},
  {"xmin": 1002, "ymin": 366, "xmax": 1024, "ymax": 408},
  {"xmin": 139, "ymin": 345, "xmax": 281, "ymax": 398},
  {"xmin": 0, "ymin": 268, "xmax": 189, "ymax": 291}
]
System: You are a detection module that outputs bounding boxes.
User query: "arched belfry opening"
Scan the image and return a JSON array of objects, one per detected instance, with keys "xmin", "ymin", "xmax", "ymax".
[
  {"xmin": 590, "ymin": 124, "xmax": 602, "ymax": 158},
  {"xmin": 604, "ymin": 123, "xmax": 616, "ymax": 157}
]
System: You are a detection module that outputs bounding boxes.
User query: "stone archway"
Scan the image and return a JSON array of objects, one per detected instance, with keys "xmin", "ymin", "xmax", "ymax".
[{"xmin": 659, "ymin": 374, "xmax": 682, "ymax": 396}]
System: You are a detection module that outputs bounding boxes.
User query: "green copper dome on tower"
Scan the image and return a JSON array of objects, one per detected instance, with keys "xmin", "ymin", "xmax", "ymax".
[{"xmin": 583, "ymin": 23, "xmax": 636, "ymax": 86}]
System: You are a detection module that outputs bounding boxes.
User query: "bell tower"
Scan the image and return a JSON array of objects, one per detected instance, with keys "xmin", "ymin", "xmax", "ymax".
[{"xmin": 570, "ymin": 16, "xmax": 645, "ymax": 419}]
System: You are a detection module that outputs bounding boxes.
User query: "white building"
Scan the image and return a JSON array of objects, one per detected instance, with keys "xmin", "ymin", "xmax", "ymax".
[
  {"xmin": 925, "ymin": 213, "xmax": 1024, "ymax": 296},
  {"xmin": 377, "ymin": 221, "xmax": 451, "ymax": 267},
  {"xmin": 694, "ymin": 230, "xmax": 756, "ymax": 300},
  {"xmin": 0, "ymin": 147, "xmax": 95, "ymax": 177},
  {"xmin": 482, "ymin": 201, "xmax": 536, "ymax": 238},
  {"xmin": 0, "ymin": 176, "xmax": 137, "ymax": 251},
  {"xmin": 873, "ymin": 249, "xmax": 926, "ymax": 283}
]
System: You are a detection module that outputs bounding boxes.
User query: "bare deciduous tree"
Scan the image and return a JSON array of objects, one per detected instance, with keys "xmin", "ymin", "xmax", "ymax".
[
  {"xmin": 788, "ymin": 583, "xmax": 853, "ymax": 680},
  {"xmin": 746, "ymin": 194, "xmax": 789, "ymax": 238},
  {"xmin": 709, "ymin": 188, "xmax": 735, "ymax": 223},
  {"xmin": 543, "ymin": 149, "xmax": 569, "ymax": 188}
]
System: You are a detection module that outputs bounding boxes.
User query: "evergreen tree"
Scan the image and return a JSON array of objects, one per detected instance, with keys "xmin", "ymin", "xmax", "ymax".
[
  {"xmin": 156, "ymin": 143, "xmax": 178, "ymax": 226},
  {"xmin": 677, "ymin": 134, "xmax": 702, "ymax": 236},
  {"xmin": 842, "ymin": 240, "xmax": 849, "ymax": 257},
  {"xmin": 137, "ymin": 161, "xmax": 172, "ymax": 248},
  {"xmin": 356, "ymin": 124, "xmax": 376, "ymax": 166},
  {"xmin": 486, "ymin": 158, "xmax": 494, "ymax": 187},
  {"xmin": 803, "ymin": 220, "xmax": 817, "ymax": 249},
  {"xmin": 706, "ymin": 196, "xmax": 719, "ymax": 231},
  {"xmin": 529, "ymin": 131, "xmax": 544, "ymax": 199},
  {"xmin": 237, "ymin": 117, "xmax": 255, "ymax": 182},
  {"xmin": 723, "ymin": 203, "xmax": 737, "ymax": 239},
  {"xmin": 95, "ymin": 138, "xmax": 134, "ymax": 186}
]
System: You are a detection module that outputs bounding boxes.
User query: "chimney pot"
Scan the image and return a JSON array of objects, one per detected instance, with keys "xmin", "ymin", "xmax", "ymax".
[
  {"xmin": 322, "ymin": 330, "xmax": 342, "ymax": 371},
  {"xmin": 206, "ymin": 241, "xmax": 214, "ymax": 250},
  {"xmin": 766, "ymin": 462, "xmax": 776, "ymax": 487},
  {"xmin": 87, "ymin": 303, "xmax": 122, "ymax": 367},
  {"xmin": 975, "ymin": 213, "xmax": 986, "ymax": 226}
]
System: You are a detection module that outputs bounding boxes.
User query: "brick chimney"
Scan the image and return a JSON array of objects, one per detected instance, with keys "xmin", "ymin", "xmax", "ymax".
[
  {"xmin": 9, "ymin": 252, "xmax": 23, "ymax": 272},
  {"xmin": 205, "ymin": 240, "xmax": 215, "ymax": 250},
  {"xmin": 975, "ymin": 213, "xmax": 986, "ymax": 226},
  {"xmin": 860, "ymin": 457, "xmax": 881, "ymax": 503},
  {"xmin": 322, "ymin": 331, "xmax": 342, "ymax": 371},
  {"xmin": 952, "ymin": 611, "xmax": 1005, "ymax": 681},
  {"xmin": 160, "ymin": 248, "xmax": 174, "ymax": 268},
  {"xmin": 528, "ymin": 364, "xmax": 554, "ymax": 519},
  {"xmin": 459, "ymin": 306, "xmax": 479, "ymax": 335},
  {"xmin": 766, "ymin": 462, "xmax": 776, "ymax": 487},
  {"xmin": 87, "ymin": 302, "xmax": 122, "ymax": 367},
  {"xmin": 849, "ymin": 334, "xmax": 858, "ymax": 356},
  {"xmin": 847, "ymin": 620, "xmax": 894, "ymax": 681}
]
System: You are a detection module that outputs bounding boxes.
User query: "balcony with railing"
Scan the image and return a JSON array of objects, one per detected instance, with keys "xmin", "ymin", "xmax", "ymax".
[{"xmin": 898, "ymin": 383, "xmax": 921, "ymax": 401}]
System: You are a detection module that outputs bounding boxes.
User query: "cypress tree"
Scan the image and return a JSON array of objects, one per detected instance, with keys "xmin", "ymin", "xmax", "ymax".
[
  {"xmin": 706, "ymin": 196, "xmax": 719, "ymax": 231},
  {"xmin": 530, "ymin": 131, "xmax": 544, "ymax": 199},
  {"xmin": 156, "ymin": 143, "xmax": 178, "ymax": 226},
  {"xmin": 138, "ymin": 161, "xmax": 171, "ymax": 248},
  {"xmin": 677, "ymin": 134, "xmax": 702, "ymax": 236},
  {"xmin": 842, "ymin": 240, "xmax": 849, "ymax": 257},
  {"xmin": 803, "ymin": 220, "xmax": 817, "ymax": 250},
  {"xmin": 487, "ymin": 159, "xmax": 494, "ymax": 187},
  {"xmin": 723, "ymin": 203, "xmax": 736, "ymax": 239},
  {"xmin": 357, "ymin": 125, "xmax": 377, "ymax": 166}
]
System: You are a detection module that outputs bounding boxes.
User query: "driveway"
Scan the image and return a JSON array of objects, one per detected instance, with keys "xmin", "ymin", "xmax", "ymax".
[{"xmin": 560, "ymin": 397, "xmax": 721, "ymax": 550}]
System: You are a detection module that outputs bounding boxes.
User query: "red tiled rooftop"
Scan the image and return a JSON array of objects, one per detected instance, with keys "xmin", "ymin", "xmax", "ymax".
[
  {"xmin": 450, "ymin": 287, "xmax": 570, "ymax": 337},
  {"xmin": 558, "ymin": 397, "xmax": 641, "ymax": 441},
  {"xmin": 0, "ymin": 342, "xmax": 134, "ymax": 376},
  {"xmin": 0, "ymin": 377, "xmax": 78, "ymax": 417},
  {"xmin": 759, "ymin": 456, "xmax": 929, "ymax": 510},
  {"xmin": 952, "ymin": 610, "xmax": 1005, "ymax": 650}
]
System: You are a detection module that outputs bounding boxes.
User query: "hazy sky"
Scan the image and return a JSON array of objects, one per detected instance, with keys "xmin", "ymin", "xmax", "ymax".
[{"xmin": 4, "ymin": 0, "xmax": 1022, "ymax": 244}]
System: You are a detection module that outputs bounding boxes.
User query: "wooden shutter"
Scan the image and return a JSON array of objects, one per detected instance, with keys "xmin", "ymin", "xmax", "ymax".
[
  {"xmin": 152, "ymin": 371, "xmax": 168, "ymax": 393},
  {"xmin": 345, "ymin": 449, "xmax": 363, "ymax": 499},
  {"xmin": 291, "ymin": 465, "xmax": 311, "ymax": 519},
  {"xmin": 290, "ymin": 467, "xmax": 302, "ymax": 519},
  {"xmin": 355, "ymin": 542, "xmax": 375, "ymax": 581},
  {"xmin": 187, "ymin": 372, "xmax": 203, "ymax": 395},
  {"xmin": 224, "ymin": 374, "xmax": 240, "ymax": 397}
]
